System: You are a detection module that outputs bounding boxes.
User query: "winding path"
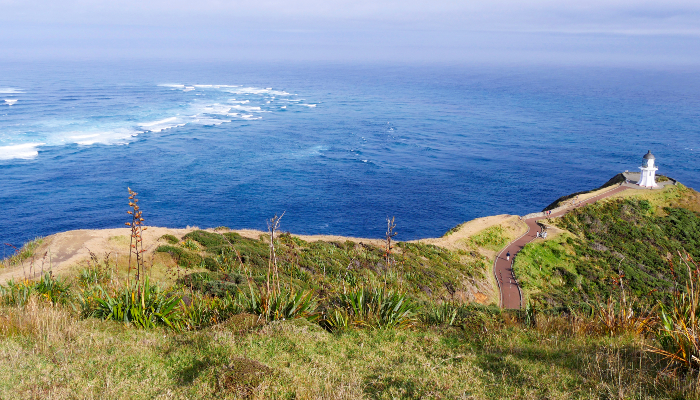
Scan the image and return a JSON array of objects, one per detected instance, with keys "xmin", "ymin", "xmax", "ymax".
[{"xmin": 494, "ymin": 185, "xmax": 629, "ymax": 309}]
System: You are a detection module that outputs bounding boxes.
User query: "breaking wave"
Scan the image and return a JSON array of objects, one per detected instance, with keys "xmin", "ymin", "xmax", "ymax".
[
  {"xmin": 0, "ymin": 84, "xmax": 314, "ymax": 160},
  {"xmin": 0, "ymin": 143, "xmax": 44, "ymax": 160}
]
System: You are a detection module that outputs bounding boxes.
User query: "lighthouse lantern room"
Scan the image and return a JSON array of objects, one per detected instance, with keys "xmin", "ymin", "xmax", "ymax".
[{"xmin": 637, "ymin": 150, "xmax": 658, "ymax": 188}]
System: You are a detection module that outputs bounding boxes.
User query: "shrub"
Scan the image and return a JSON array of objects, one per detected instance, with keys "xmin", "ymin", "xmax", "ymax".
[
  {"xmin": 178, "ymin": 272, "xmax": 244, "ymax": 297},
  {"xmin": 155, "ymin": 245, "xmax": 203, "ymax": 268},
  {"xmin": 160, "ymin": 234, "xmax": 179, "ymax": 245},
  {"xmin": 184, "ymin": 230, "xmax": 227, "ymax": 250}
]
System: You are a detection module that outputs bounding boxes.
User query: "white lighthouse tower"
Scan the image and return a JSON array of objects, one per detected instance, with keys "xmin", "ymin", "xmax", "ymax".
[{"xmin": 637, "ymin": 150, "xmax": 658, "ymax": 187}]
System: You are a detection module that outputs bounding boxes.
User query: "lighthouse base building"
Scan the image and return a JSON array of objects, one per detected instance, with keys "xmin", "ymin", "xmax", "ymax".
[{"xmin": 637, "ymin": 150, "xmax": 658, "ymax": 188}]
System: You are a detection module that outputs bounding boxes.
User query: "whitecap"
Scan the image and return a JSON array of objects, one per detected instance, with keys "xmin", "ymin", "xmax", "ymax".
[
  {"xmin": 183, "ymin": 86, "xmax": 195, "ymax": 92},
  {"xmin": 190, "ymin": 117, "xmax": 230, "ymax": 126},
  {"xmin": 230, "ymin": 105, "xmax": 262, "ymax": 112},
  {"xmin": 224, "ymin": 87, "xmax": 291, "ymax": 96},
  {"xmin": 4, "ymin": 99, "xmax": 18, "ymax": 106},
  {"xmin": 300, "ymin": 104, "xmax": 317, "ymax": 108},
  {"xmin": 228, "ymin": 100, "xmax": 250, "ymax": 104},
  {"xmin": 196, "ymin": 104, "xmax": 232, "ymax": 115},
  {"xmin": 138, "ymin": 117, "xmax": 186, "ymax": 132},
  {"xmin": 0, "ymin": 88, "xmax": 23, "ymax": 94},
  {"xmin": 0, "ymin": 143, "xmax": 44, "ymax": 160},
  {"xmin": 66, "ymin": 128, "xmax": 141, "ymax": 145},
  {"xmin": 158, "ymin": 84, "xmax": 185, "ymax": 89}
]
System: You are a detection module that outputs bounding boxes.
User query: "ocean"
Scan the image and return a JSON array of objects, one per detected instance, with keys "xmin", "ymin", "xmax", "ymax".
[{"xmin": 1, "ymin": 61, "xmax": 698, "ymax": 248}]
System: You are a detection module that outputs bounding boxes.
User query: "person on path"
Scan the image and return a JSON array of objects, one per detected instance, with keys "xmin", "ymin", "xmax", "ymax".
[{"xmin": 506, "ymin": 251, "xmax": 510, "ymax": 261}]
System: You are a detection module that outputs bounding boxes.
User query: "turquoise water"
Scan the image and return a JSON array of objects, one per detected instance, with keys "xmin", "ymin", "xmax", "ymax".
[{"xmin": 1, "ymin": 62, "xmax": 698, "ymax": 247}]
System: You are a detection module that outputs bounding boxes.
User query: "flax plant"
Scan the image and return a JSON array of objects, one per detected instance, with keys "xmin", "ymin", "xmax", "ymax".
[
  {"xmin": 266, "ymin": 212, "xmax": 284, "ymax": 295},
  {"xmin": 649, "ymin": 252, "xmax": 700, "ymax": 371},
  {"xmin": 125, "ymin": 187, "xmax": 148, "ymax": 286}
]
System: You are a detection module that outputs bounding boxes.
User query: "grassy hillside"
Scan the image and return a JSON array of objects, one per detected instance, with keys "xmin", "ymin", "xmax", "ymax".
[
  {"xmin": 515, "ymin": 184, "xmax": 700, "ymax": 310},
  {"xmin": 156, "ymin": 230, "xmax": 489, "ymax": 304}
]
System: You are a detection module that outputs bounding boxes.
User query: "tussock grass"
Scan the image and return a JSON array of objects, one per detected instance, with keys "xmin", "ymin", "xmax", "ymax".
[{"xmin": 1, "ymin": 296, "xmax": 698, "ymax": 399}]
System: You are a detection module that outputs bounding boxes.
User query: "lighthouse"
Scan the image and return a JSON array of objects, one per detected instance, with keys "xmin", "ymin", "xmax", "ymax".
[{"xmin": 637, "ymin": 150, "xmax": 658, "ymax": 187}]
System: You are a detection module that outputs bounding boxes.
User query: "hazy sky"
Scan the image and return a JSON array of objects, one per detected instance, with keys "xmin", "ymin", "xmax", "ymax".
[{"xmin": 1, "ymin": 0, "xmax": 699, "ymax": 65}]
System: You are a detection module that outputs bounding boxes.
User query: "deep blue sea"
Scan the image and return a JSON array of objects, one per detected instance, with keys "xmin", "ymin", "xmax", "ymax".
[{"xmin": 1, "ymin": 62, "xmax": 698, "ymax": 248}]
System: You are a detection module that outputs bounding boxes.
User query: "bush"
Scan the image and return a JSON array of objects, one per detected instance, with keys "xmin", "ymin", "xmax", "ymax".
[
  {"xmin": 155, "ymin": 245, "xmax": 203, "ymax": 268},
  {"xmin": 160, "ymin": 234, "xmax": 179, "ymax": 245},
  {"xmin": 178, "ymin": 272, "xmax": 245, "ymax": 297},
  {"xmin": 184, "ymin": 230, "xmax": 227, "ymax": 250}
]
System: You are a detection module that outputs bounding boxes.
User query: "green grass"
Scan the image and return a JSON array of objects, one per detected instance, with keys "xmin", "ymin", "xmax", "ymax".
[
  {"xmin": 514, "ymin": 193, "xmax": 700, "ymax": 310},
  {"xmin": 0, "ymin": 296, "xmax": 697, "ymax": 399},
  {"xmin": 467, "ymin": 225, "xmax": 510, "ymax": 251},
  {"xmin": 511, "ymin": 234, "xmax": 580, "ymax": 306}
]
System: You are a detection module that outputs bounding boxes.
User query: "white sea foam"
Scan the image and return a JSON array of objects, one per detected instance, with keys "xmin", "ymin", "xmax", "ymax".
[
  {"xmin": 196, "ymin": 104, "xmax": 233, "ymax": 115},
  {"xmin": 300, "ymin": 104, "xmax": 317, "ymax": 107},
  {"xmin": 158, "ymin": 84, "xmax": 185, "ymax": 89},
  {"xmin": 0, "ymin": 143, "xmax": 44, "ymax": 160},
  {"xmin": 66, "ymin": 128, "xmax": 141, "ymax": 145},
  {"xmin": 139, "ymin": 117, "xmax": 186, "ymax": 132},
  {"xmin": 190, "ymin": 117, "xmax": 230, "ymax": 126},
  {"xmin": 230, "ymin": 105, "xmax": 262, "ymax": 112},
  {"xmin": 2, "ymin": 83, "xmax": 315, "ymax": 161},
  {"xmin": 224, "ymin": 87, "xmax": 291, "ymax": 96}
]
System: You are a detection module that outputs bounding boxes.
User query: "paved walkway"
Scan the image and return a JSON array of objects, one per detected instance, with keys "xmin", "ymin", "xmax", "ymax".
[{"xmin": 494, "ymin": 184, "xmax": 630, "ymax": 309}]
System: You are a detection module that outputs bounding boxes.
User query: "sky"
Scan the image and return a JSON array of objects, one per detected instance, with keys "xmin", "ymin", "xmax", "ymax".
[{"xmin": 1, "ymin": 0, "xmax": 700, "ymax": 65}]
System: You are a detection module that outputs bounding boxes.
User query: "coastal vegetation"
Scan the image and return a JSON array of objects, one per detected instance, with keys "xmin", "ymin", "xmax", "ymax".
[
  {"xmin": 1, "ymin": 182, "xmax": 700, "ymax": 398},
  {"xmin": 515, "ymin": 184, "xmax": 700, "ymax": 310}
]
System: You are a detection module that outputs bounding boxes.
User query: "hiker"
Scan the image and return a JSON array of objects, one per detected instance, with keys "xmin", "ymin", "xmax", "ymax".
[{"xmin": 506, "ymin": 252, "xmax": 510, "ymax": 261}]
